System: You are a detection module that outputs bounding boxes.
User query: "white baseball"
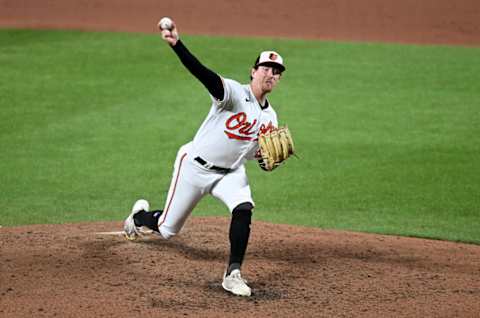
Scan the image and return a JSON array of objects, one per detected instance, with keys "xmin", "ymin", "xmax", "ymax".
[{"xmin": 159, "ymin": 17, "xmax": 173, "ymax": 30}]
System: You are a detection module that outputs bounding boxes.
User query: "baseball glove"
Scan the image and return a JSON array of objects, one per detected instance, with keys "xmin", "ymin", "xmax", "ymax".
[{"xmin": 258, "ymin": 126, "xmax": 295, "ymax": 171}]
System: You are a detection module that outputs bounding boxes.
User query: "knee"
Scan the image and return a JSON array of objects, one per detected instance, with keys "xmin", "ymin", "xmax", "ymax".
[
  {"xmin": 158, "ymin": 227, "xmax": 177, "ymax": 240},
  {"xmin": 232, "ymin": 202, "xmax": 253, "ymax": 223}
]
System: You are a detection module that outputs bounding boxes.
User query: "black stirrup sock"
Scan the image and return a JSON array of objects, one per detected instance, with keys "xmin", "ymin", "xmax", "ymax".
[
  {"xmin": 227, "ymin": 202, "xmax": 253, "ymax": 274},
  {"xmin": 133, "ymin": 210, "xmax": 163, "ymax": 232}
]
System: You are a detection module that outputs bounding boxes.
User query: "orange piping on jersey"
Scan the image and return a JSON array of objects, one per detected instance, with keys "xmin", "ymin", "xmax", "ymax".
[{"xmin": 159, "ymin": 152, "xmax": 187, "ymax": 226}]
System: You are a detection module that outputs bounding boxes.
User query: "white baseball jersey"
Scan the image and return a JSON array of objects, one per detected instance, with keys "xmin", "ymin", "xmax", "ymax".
[
  {"xmin": 191, "ymin": 78, "xmax": 278, "ymax": 169},
  {"xmin": 156, "ymin": 77, "xmax": 279, "ymax": 239}
]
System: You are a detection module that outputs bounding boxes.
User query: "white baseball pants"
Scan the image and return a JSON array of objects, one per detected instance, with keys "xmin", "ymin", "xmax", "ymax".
[{"xmin": 157, "ymin": 142, "xmax": 254, "ymax": 239}]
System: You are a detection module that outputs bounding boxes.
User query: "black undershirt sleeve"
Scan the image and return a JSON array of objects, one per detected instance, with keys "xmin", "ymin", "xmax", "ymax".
[{"xmin": 171, "ymin": 40, "xmax": 224, "ymax": 101}]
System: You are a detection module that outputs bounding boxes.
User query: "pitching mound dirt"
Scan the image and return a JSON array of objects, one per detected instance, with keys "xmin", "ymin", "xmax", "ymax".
[{"xmin": 1, "ymin": 218, "xmax": 479, "ymax": 317}]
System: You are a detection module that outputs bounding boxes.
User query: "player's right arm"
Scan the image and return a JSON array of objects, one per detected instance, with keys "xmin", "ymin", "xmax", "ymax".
[{"xmin": 159, "ymin": 19, "xmax": 224, "ymax": 102}]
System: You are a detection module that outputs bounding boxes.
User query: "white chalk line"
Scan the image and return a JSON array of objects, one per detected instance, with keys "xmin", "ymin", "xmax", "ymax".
[
  {"xmin": 95, "ymin": 231, "xmax": 125, "ymax": 235},
  {"xmin": 95, "ymin": 229, "xmax": 155, "ymax": 236}
]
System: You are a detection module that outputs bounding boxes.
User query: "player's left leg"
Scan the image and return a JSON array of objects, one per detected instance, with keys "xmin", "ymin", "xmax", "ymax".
[
  {"xmin": 211, "ymin": 165, "xmax": 254, "ymax": 296},
  {"xmin": 221, "ymin": 201, "xmax": 253, "ymax": 297},
  {"xmin": 228, "ymin": 202, "xmax": 253, "ymax": 274}
]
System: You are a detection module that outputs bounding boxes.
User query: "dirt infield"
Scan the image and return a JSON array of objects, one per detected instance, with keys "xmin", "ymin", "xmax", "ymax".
[
  {"xmin": 1, "ymin": 219, "xmax": 480, "ymax": 317},
  {"xmin": 2, "ymin": 1, "xmax": 480, "ymax": 317}
]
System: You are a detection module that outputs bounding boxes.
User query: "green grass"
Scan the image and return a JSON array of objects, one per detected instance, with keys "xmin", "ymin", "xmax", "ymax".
[{"xmin": 1, "ymin": 29, "xmax": 479, "ymax": 243}]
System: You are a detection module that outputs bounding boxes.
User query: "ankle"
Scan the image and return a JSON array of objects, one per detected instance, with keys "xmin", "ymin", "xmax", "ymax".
[
  {"xmin": 226, "ymin": 262, "xmax": 241, "ymax": 275},
  {"xmin": 133, "ymin": 210, "xmax": 162, "ymax": 232}
]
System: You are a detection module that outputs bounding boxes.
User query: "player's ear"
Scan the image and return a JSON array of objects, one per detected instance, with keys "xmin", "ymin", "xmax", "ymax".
[{"xmin": 250, "ymin": 68, "xmax": 256, "ymax": 81}]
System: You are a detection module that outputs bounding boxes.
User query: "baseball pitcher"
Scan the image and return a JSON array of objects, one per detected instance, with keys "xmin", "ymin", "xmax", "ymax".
[{"xmin": 124, "ymin": 17, "xmax": 294, "ymax": 297}]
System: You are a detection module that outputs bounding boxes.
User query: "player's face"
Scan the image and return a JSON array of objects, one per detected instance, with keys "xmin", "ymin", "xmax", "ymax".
[{"xmin": 251, "ymin": 66, "xmax": 282, "ymax": 93}]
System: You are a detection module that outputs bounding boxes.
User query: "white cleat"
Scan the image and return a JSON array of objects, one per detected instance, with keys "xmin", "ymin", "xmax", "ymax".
[
  {"xmin": 124, "ymin": 199, "xmax": 150, "ymax": 241},
  {"xmin": 222, "ymin": 269, "xmax": 252, "ymax": 297}
]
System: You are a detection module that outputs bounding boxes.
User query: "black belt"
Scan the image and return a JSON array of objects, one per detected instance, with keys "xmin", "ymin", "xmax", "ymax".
[{"xmin": 194, "ymin": 157, "xmax": 232, "ymax": 173}]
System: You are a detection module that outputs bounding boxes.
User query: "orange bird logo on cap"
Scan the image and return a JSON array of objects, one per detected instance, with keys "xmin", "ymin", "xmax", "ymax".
[{"xmin": 269, "ymin": 53, "xmax": 278, "ymax": 60}]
